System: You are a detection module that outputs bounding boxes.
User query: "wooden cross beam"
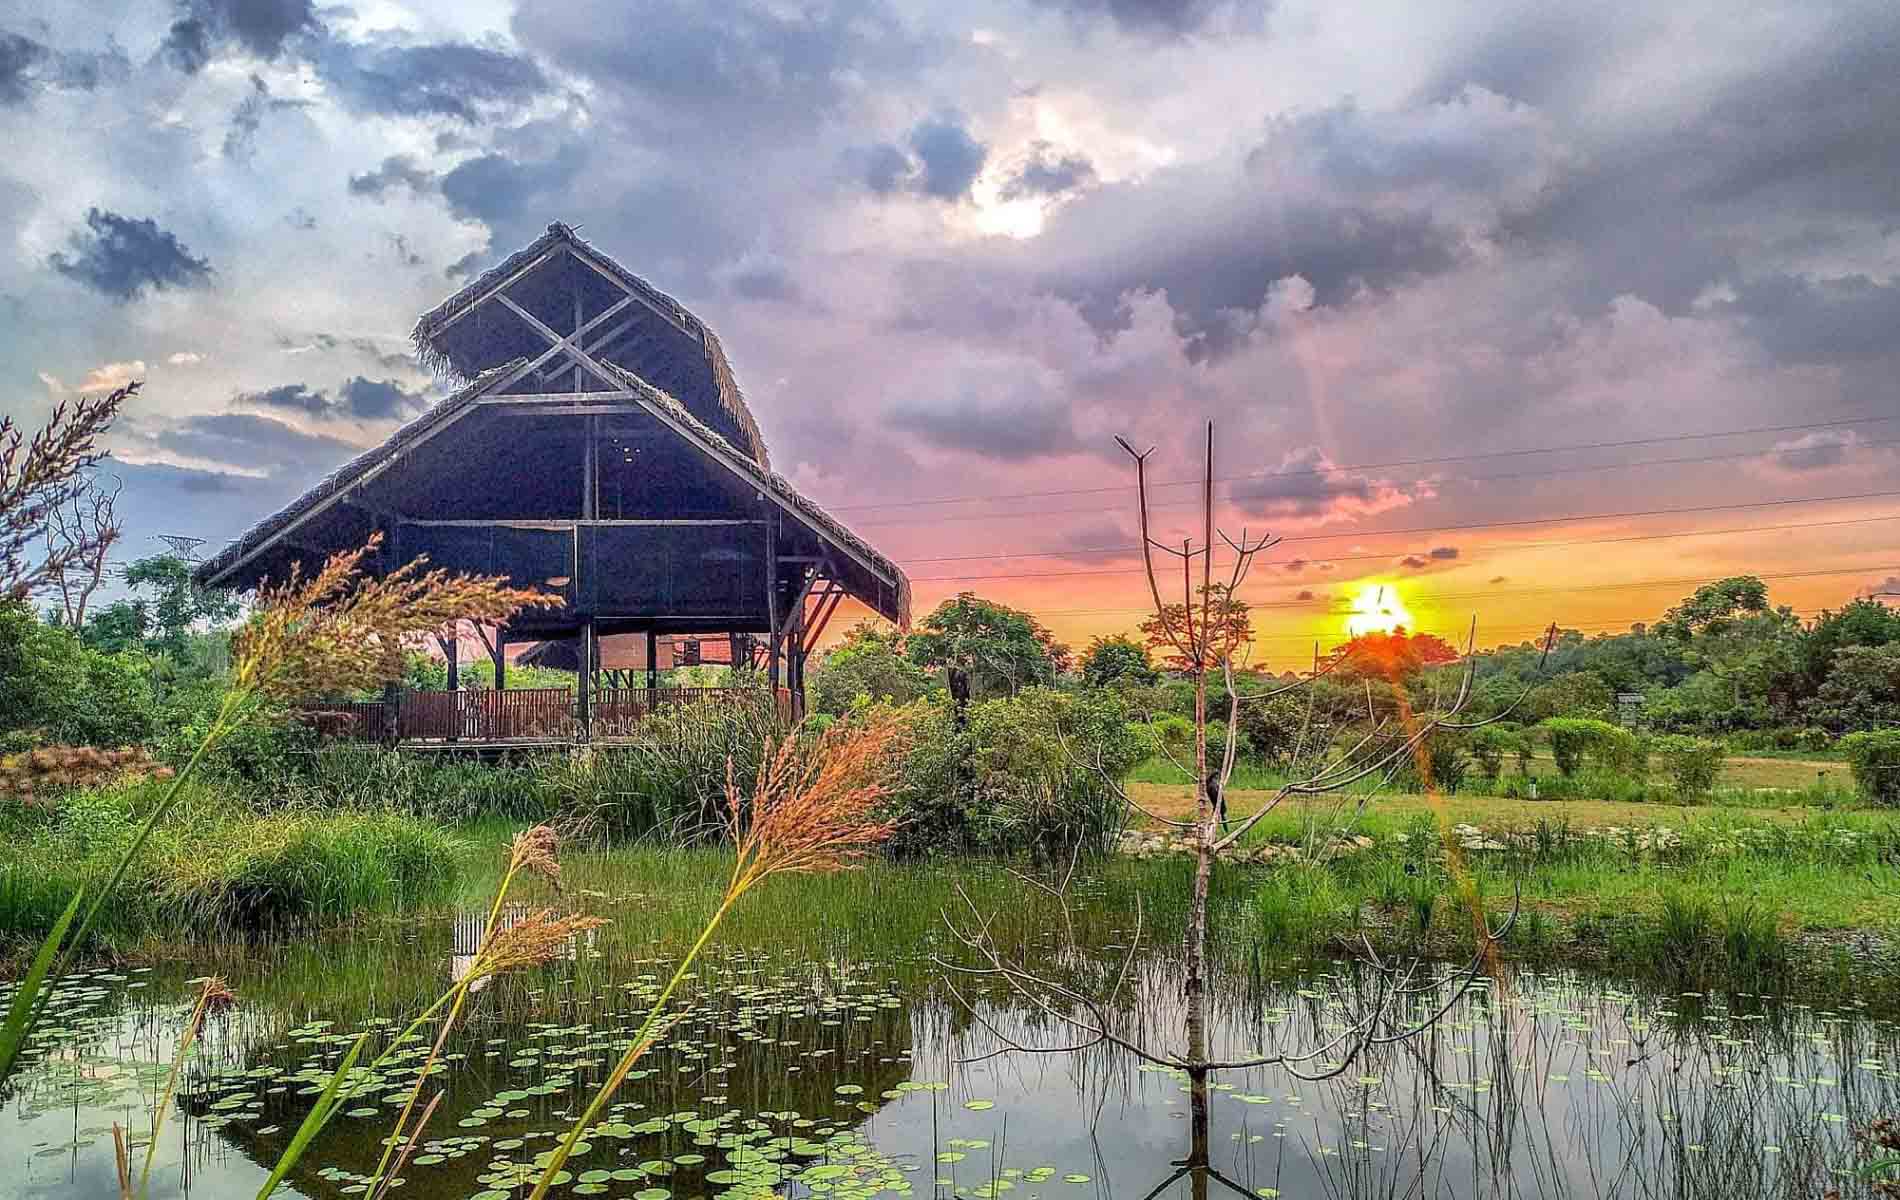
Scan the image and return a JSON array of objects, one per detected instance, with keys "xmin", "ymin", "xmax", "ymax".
[{"xmin": 485, "ymin": 292, "xmax": 638, "ymax": 395}]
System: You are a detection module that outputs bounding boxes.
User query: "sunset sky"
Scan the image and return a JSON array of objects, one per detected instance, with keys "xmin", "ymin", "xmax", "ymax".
[{"xmin": 3, "ymin": 0, "xmax": 1897, "ymax": 667}]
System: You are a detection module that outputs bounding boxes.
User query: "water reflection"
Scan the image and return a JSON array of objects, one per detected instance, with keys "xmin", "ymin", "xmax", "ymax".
[{"xmin": 4, "ymin": 946, "xmax": 1897, "ymax": 1199}]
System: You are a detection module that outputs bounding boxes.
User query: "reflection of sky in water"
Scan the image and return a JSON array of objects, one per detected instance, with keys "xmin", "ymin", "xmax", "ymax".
[{"xmin": 6, "ymin": 945, "xmax": 1899, "ymax": 1200}]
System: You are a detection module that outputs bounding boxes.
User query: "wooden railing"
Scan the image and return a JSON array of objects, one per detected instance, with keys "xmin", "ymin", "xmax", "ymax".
[{"xmin": 294, "ymin": 685, "xmax": 789, "ymax": 743}]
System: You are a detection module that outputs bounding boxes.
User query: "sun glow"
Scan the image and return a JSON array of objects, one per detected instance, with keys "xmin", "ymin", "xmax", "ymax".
[{"xmin": 1345, "ymin": 584, "xmax": 1413, "ymax": 637}]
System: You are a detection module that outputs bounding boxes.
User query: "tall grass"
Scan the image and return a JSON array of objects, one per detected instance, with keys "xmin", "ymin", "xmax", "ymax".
[{"xmin": 0, "ymin": 776, "xmax": 465, "ymax": 945}]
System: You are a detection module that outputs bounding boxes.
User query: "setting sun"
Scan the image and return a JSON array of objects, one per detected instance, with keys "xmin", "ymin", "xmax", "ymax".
[{"xmin": 1345, "ymin": 584, "xmax": 1414, "ymax": 637}]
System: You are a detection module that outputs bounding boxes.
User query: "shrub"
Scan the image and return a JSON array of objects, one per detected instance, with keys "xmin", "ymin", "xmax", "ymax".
[
  {"xmin": 1841, "ymin": 730, "xmax": 1900, "ymax": 807},
  {"xmin": 1465, "ymin": 726, "xmax": 1510, "ymax": 778},
  {"xmin": 885, "ymin": 688, "xmax": 1151, "ymax": 857},
  {"xmin": 1542, "ymin": 717, "xmax": 1644, "ymax": 776},
  {"xmin": 1651, "ymin": 734, "xmax": 1725, "ymax": 801},
  {"xmin": 1391, "ymin": 731, "xmax": 1469, "ymax": 794}
]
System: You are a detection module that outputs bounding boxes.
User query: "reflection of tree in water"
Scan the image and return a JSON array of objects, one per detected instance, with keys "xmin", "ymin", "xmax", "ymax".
[{"xmin": 914, "ymin": 956, "xmax": 1900, "ymax": 1200}]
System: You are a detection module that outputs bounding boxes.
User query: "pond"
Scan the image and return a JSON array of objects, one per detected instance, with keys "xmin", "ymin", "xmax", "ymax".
[{"xmin": 6, "ymin": 879, "xmax": 1897, "ymax": 1200}]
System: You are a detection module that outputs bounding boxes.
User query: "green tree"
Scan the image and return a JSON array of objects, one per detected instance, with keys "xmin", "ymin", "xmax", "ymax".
[
  {"xmin": 83, "ymin": 554, "xmax": 240, "ymax": 657},
  {"xmin": 1525, "ymin": 670, "xmax": 1614, "ymax": 720},
  {"xmin": 1800, "ymin": 598, "xmax": 1900, "ymax": 693},
  {"xmin": 908, "ymin": 593, "xmax": 1058, "ymax": 706},
  {"xmin": 1080, "ymin": 634, "xmax": 1159, "ymax": 688},
  {"xmin": 1654, "ymin": 576, "xmax": 1801, "ymax": 723},
  {"xmin": 1805, "ymin": 643, "xmax": 1900, "ymax": 732},
  {"xmin": 810, "ymin": 622, "xmax": 934, "ymax": 715}
]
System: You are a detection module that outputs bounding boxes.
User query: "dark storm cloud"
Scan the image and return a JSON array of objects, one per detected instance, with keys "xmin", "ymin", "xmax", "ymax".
[
  {"xmin": 1429, "ymin": 546, "xmax": 1459, "ymax": 560},
  {"xmin": 1031, "ymin": 0, "xmax": 1260, "ymax": 36},
  {"xmin": 512, "ymin": 0, "xmax": 932, "ymax": 144},
  {"xmin": 889, "ymin": 381, "xmax": 1080, "ymax": 462},
  {"xmin": 156, "ymin": 412, "xmax": 355, "ymax": 471},
  {"xmin": 337, "ymin": 376, "xmax": 426, "ymax": 419},
  {"xmin": 854, "ymin": 115, "xmax": 988, "ymax": 201},
  {"xmin": 1025, "ymin": 89, "xmax": 1561, "ymax": 346},
  {"xmin": 1228, "ymin": 447, "xmax": 1416, "ymax": 521},
  {"xmin": 314, "ymin": 36, "xmax": 551, "ymax": 122},
  {"xmin": 908, "ymin": 115, "xmax": 987, "ymax": 199},
  {"xmin": 1000, "ymin": 142, "xmax": 1096, "ymax": 200},
  {"xmin": 241, "ymin": 382, "xmax": 329, "ymax": 415},
  {"xmin": 47, "ymin": 209, "xmax": 213, "ymax": 301},
  {"xmin": 348, "ymin": 154, "xmax": 438, "ymax": 199},
  {"xmin": 715, "ymin": 251, "xmax": 802, "ymax": 302},
  {"xmin": 440, "ymin": 145, "xmax": 587, "ymax": 229},
  {"xmin": 1715, "ymin": 274, "xmax": 1900, "ymax": 365},
  {"xmin": 0, "ymin": 31, "xmax": 129, "ymax": 105},
  {"xmin": 240, "ymin": 377, "xmax": 426, "ymax": 421},
  {"xmin": 1468, "ymin": 2, "xmax": 1900, "ymax": 319},
  {"xmin": 162, "ymin": 0, "xmax": 319, "ymax": 73},
  {"xmin": 859, "ymin": 142, "xmax": 912, "ymax": 195}
]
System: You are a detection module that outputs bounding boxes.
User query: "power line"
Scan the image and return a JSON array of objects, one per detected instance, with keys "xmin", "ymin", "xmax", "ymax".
[
  {"xmin": 901, "ymin": 511, "xmax": 1899, "ymax": 580},
  {"xmin": 991, "ymin": 563, "xmax": 1896, "ymax": 620},
  {"xmin": 828, "ymin": 412, "xmax": 1900, "ymax": 514}
]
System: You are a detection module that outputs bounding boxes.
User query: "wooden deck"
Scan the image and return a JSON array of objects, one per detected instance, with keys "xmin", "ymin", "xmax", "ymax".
[{"xmin": 294, "ymin": 686, "xmax": 790, "ymax": 745}]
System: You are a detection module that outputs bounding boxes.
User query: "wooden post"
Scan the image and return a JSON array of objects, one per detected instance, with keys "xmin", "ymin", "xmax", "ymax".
[
  {"xmin": 493, "ymin": 628, "xmax": 507, "ymax": 692},
  {"xmin": 381, "ymin": 679, "xmax": 401, "ymax": 743},
  {"xmin": 646, "ymin": 629, "xmax": 659, "ymax": 695},
  {"xmin": 764, "ymin": 511, "xmax": 781, "ymax": 692},
  {"xmin": 576, "ymin": 621, "xmax": 594, "ymax": 743},
  {"xmin": 441, "ymin": 630, "xmax": 460, "ymax": 742}
]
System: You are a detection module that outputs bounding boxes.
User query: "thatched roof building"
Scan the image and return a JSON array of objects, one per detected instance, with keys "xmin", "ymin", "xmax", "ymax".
[{"xmin": 197, "ymin": 222, "xmax": 906, "ymax": 727}]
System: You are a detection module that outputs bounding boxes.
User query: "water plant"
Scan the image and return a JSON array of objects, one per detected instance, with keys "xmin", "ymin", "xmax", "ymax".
[
  {"xmin": 524, "ymin": 710, "xmax": 905, "ymax": 1200},
  {"xmin": 0, "ymin": 533, "xmax": 549, "ymax": 1085}
]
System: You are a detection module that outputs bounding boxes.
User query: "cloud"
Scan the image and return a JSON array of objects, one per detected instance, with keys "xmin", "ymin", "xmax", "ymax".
[
  {"xmin": 1295, "ymin": 589, "xmax": 1316, "ymax": 601},
  {"xmin": 714, "ymin": 249, "xmax": 802, "ymax": 303},
  {"xmin": 909, "ymin": 115, "xmax": 988, "ymax": 199},
  {"xmin": 1428, "ymin": 545, "xmax": 1459, "ymax": 560},
  {"xmin": 1228, "ymin": 446, "xmax": 1424, "ymax": 525},
  {"xmin": 889, "ymin": 371, "xmax": 1080, "ymax": 462},
  {"xmin": 1398, "ymin": 554, "xmax": 1429, "ymax": 569},
  {"xmin": 315, "ymin": 35, "xmax": 552, "ymax": 122},
  {"xmin": 1715, "ymin": 274, "xmax": 1900, "ymax": 365},
  {"xmin": 224, "ymin": 73, "xmax": 309, "ymax": 160},
  {"xmin": 856, "ymin": 114, "xmax": 988, "ymax": 201},
  {"xmin": 348, "ymin": 154, "xmax": 438, "ymax": 200},
  {"xmin": 440, "ymin": 143, "xmax": 588, "ymax": 231},
  {"xmin": 162, "ymin": 0, "xmax": 320, "ymax": 73},
  {"xmin": 1027, "ymin": 86, "xmax": 1563, "ymax": 349},
  {"xmin": 81, "ymin": 360, "xmax": 146, "ymax": 392},
  {"xmin": 1773, "ymin": 430, "xmax": 1858, "ymax": 472},
  {"xmin": 1000, "ymin": 142, "xmax": 1097, "ymax": 201},
  {"xmin": 238, "ymin": 376, "xmax": 426, "ymax": 421},
  {"xmin": 1862, "ymin": 576, "xmax": 1900, "ymax": 599},
  {"xmin": 47, "ymin": 209, "xmax": 213, "ymax": 301},
  {"xmin": 240, "ymin": 382, "xmax": 329, "ymax": 415},
  {"xmin": 1030, "ymin": 0, "xmax": 1256, "ymax": 35},
  {"xmin": 153, "ymin": 412, "xmax": 355, "ymax": 473},
  {"xmin": 1397, "ymin": 548, "xmax": 1457, "ymax": 569},
  {"xmin": 0, "ymin": 31, "xmax": 128, "ymax": 105},
  {"xmin": 1489, "ymin": 576, "xmax": 1508, "ymax": 585},
  {"xmin": 337, "ymin": 376, "xmax": 426, "ymax": 419},
  {"xmin": 512, "ymin": 0, "xmax": 931, "ymax": 144}
]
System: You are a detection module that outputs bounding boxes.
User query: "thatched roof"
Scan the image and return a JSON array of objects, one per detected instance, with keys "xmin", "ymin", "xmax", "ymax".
[
  {"xmin": 595, "ymin": 360, "xmax": 911, "ymax": 626},
  {"xmin": 194, "ymin": 360, "xmax": 526, "ymax": 589},
  {"xmin": 194, "ymin": 358, "xmax": 910, "ymax": 627},
  {"xmin": 411, "ymin": 222, "xmax": 769, "ymax": 468}
]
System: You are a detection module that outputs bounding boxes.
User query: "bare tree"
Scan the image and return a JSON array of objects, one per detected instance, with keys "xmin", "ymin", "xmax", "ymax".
[
  {"xmin": 43, "ymin": 474, "xmax": 122, "ymax": 627},
  {"xmin": 0, "ymin": 382, "xmax": 137, "ymax": 603},
  {"xmin": 941, "ymin": 420, "xmax": 1547, "ymax": 1200}
]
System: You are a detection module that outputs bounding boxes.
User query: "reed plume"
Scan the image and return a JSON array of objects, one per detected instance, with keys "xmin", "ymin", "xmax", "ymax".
[
  {"xmin": 139, "ymin": 976, "xmax": 237, "ymax": 1198},
  {"xmin": 525, "ymin": 711, "xmax": 906, "ymax": 1200}
]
